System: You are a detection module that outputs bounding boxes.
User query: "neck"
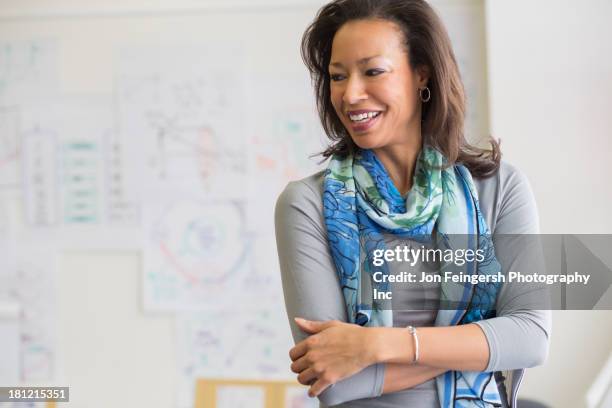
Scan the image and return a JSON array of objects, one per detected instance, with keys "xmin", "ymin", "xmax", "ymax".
[{"xmin": 372, "ymin": 132, "xmax": 422, "ymax": 196}]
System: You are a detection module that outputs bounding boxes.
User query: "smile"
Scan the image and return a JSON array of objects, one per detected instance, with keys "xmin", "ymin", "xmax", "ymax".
[
  {"xmin": 346, "ymin": 110, "xmax": 382, "ymax": 132},
  {"xmin": 348, "ymin": 111, "xmax": 381, "ymax": 122}
]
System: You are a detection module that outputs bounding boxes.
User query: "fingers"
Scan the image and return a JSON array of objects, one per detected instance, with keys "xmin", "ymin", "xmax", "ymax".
[
  {"xmin": 294, "ymin": 317, "xmax": 322, "ymax": 334},
  {"xmin": 289, "ymin": 319, "xmax": 349, "ymax": 398},
  {"xmin": 290, "ymin": 318, "xmax": 346, "ymax": 362},
  {"xmin": 295, "ymin": 317, "xmax": 342, "ymax": 333},
  {"xmin": 297, "ymin": 367, "xmax": 318, "ymax": 386},
  {"xmin": 290, "ymin": 330, "xmax": 322, "ymax": 361},
  {"xmin": 309, "ymin": 377, "xmax": 333, "ymax": 397},
  {"xmin": 289, "ymin": 340, "xmax": 307, "ymax": 361},
  {"xmin": 292, "ymin": 355, "xmax": 336, "ymax": 393},
  {"xmin": 290, "ymin": 354, "xmax": 310, "ymax": 373}
]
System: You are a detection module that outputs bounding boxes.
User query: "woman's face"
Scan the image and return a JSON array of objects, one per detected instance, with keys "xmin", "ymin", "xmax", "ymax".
[{"xmin": 329, "ymin": 19, "xmax": 427, "ymax": 151}]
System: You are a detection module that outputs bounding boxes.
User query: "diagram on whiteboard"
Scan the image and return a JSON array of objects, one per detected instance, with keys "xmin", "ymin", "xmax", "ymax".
[
  {"xmin": 104, "ymin": 128, "xmax": 139, "ymax": 226},
  {"xmin": 248, "ymin": 75, "xmax": 323, "ymax": 185},
  {"xmin": 144, "ymin": 113, "xmax": 244, "ymax": 192},
  {"xmin": 116, "ymin": 46, "xmax": 247, "ymax": 199},
  {"xmin": 251, "ymin": 108, "xmax": 322, "ymax": 182},
  {"xmin": 20, "ymin": 99, "xmax": 115, "ymax": 227},
  {"xmin": 22, "ymin": 124, "xmax": 58, "ymax": 226},
  {"xmin": 0, "ymin": 40, "xmax": 58, "ymax": 105},
  {"xmin": 6, "ymin": 97, "xmax": 146, "ymax": 248},
  {"xmin": 246, "ymin": 75, "xmax": 325, "ymax": 237},
  {"xmin": 177, "ymin": 309, "xmax": 294, "ymax": 380},
  {"xmin": 143, "ymin": 198, "xmax": 275, "ymax": 310},
  {"xmin": 175, "ymin": 308, "xmax": 295, "ymax": 408},
  {"xmin": 0, "ymin": 241, "xmax": 56, "ymax": 382},
  {"xmin": 0, "ymin": 106, "xmax": 20, "ymax": 190}
]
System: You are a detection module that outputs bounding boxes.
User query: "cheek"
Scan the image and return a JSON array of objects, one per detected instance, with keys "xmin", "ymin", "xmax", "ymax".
[
  {"xmin": 382, "ymin": 76, "xmax": 417, "ymax": 109},
  {"xmin": 372, "ymin": 82, "xmax": 408, "ymax": 107},
  {"xmin": 330, "ymin": 88, "xmax": 345, "ymax": 117},
  {"xmin": 329, "ymin": 87, "xmax": 341, "ymax": 105},
  {"xmin": 402, "ymin": 92, "xmax": 419, "ymax": 112},
  {"xmin": 387, "ymin": 88, "xmax": 418, "ymax": 117}
]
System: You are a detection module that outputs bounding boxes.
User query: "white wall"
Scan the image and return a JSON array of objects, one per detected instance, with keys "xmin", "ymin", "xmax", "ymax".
[
  {"xmin": 486, "ymin": 0, "xmax": 612, "ymax": 234},
  {"xmin": 486, "ymin": 1, "xmax": 612, "ymax": 406}
]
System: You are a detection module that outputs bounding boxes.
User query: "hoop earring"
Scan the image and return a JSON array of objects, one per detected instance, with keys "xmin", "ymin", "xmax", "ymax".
[{"xmin": 419, "ymin": 86, "xmax": 431, "ymax": 103}]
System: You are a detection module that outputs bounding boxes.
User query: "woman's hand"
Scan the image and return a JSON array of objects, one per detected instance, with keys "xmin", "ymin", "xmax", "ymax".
[{"xmin": 289, "ymin": 318, "xmax": 378, "ymax": 397}]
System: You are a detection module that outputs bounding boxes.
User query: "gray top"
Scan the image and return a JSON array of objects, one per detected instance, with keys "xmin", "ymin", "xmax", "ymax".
[{"xmin": 275, "ymin": 161, "xmax": 552, "ymax": 407}]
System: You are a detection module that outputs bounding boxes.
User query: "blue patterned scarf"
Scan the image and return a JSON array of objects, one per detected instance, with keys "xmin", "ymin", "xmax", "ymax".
[{"xmin": 323, "ymin": 146, "xmax": 503, "ymax": 407}]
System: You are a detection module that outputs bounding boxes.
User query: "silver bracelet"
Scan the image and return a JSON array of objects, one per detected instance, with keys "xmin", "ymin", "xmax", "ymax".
[{"xmin": 406, "ymin": 325, "xmax": 419, "ymax": 364}]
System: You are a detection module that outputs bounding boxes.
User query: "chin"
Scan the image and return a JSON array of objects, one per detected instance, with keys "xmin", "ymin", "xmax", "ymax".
[{"xmin": 349, "ymin": 134, "xmax": 386, "ymax": 151}]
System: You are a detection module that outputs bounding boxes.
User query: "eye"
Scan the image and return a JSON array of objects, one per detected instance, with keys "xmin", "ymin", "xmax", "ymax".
[
  {"xmin": 366, "ymin": 68, "xmax": 384, "ymax": 77},
  {"xmin": 329, "ymin": 73, "xmax": 346, "ymax": 82}
]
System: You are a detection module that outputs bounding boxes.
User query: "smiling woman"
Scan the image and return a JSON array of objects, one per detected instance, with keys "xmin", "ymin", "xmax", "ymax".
[
  {"xmin": 275, "ymin": 1, "xmax": 551, "ymax": 407},
  {"xmin": 327, "ymin": 19, "xmax": 426, "ymax": 170}
]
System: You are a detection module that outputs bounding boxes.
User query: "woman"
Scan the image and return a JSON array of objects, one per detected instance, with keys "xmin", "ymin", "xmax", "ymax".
[{"xmin": 275, "ymin": 0, "xmax": 551, "ymax": 406}]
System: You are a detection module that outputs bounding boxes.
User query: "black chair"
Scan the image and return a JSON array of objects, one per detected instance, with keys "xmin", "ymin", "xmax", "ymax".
[{"xmin": 516, "ymin": 399, "xmax": 550, "ymax": 408}]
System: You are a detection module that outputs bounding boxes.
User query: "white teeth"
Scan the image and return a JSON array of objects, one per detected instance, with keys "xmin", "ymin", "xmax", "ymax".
[{"xmin": 349, "ymin": 112, "xmax": 380, "ymax": 122}]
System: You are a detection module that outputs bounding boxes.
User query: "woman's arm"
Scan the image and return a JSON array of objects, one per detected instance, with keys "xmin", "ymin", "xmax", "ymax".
[
  {"xmin": 275, "ymin": 179, "xmax": 388, "ymax": 404},
  {"xmin": 290, "ymin": 318, "xmax": 489, "ymax": 396},
  {"xmin": 371, "ymin": 324, "xmax": 490, "ymax": 370},
  {"xmin": 382, "ymin": 364, "xmax": 448, "ymax": 394}
]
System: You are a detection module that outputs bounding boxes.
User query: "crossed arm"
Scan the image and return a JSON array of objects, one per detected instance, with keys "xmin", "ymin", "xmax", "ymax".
[{"xmin": 289, "ymin": 318, "xmax": 488, "ymax": 397}]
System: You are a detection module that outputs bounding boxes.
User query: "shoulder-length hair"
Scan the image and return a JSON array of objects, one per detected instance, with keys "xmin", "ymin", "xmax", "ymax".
[{"xmin": 301, "ymin": 0, "xmax": 500, "ymax": 177}]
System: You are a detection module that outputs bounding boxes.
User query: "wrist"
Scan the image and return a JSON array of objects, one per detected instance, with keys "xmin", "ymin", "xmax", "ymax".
[
  {"xmin": 364, "ymin": 327, "xmax": 387, "ymax": 364},
  {"xmin": 366, "ymin": 327, "xmax": 412, "ymax": 364},
  {"xmin": 374, "ymin": 327, "xmax": 416, "ymax": 364}
]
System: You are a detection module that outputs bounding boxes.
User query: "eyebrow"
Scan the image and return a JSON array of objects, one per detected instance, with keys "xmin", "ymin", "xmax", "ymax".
[{"xmin": 329, "ymin": 55, "xmax": 382, "ymax": 69}]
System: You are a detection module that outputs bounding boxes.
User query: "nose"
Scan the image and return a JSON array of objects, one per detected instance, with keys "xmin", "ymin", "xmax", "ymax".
[{"xmin": 342, "ymin": 75, "xmax": 367, "ymax": 106}]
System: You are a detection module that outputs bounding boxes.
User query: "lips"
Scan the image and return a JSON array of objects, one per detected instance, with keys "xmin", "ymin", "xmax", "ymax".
[
  {"xmin": 346, "ymin": 110, "xmax": 382, "ymax": 133},
  {"xmin": 347, "ymin": 109, "xmax": 381, "ymax": 115}
]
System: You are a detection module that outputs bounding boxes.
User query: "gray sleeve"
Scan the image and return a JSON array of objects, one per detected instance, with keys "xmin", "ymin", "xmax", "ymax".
[
  {"xmin": 274, "ymin": 179, "xmax": 385, "ymax": 406},
  {"xmin": 474, "ymin": 165, "xmax": 552, "ymax": 372}
]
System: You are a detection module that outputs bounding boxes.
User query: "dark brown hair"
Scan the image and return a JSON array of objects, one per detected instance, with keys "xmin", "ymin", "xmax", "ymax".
[{"xmin": 301, "ymin": 0, "xmax": 500, "ymax": 177}]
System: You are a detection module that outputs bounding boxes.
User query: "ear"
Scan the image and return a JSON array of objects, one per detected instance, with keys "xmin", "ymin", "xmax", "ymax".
[{"xmin": 415, "ymin": 65, "xmax": 430, "ymax": 88}]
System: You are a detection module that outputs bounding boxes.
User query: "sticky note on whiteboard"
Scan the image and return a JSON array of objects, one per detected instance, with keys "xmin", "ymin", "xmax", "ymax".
[{"xmin": 0, "ymin": 302, "xmax": 21, "ymax": 384}]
